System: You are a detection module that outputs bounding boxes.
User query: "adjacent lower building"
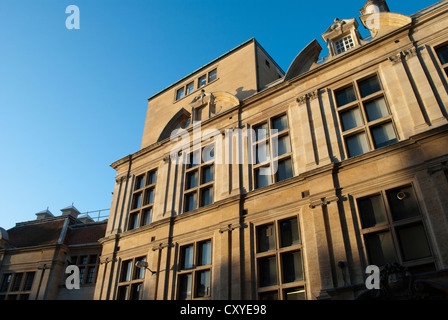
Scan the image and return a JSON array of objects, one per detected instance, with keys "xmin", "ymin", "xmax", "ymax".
[{"xmin": 0, "ymin": 206, "xmax": 107, "ymax": 300}]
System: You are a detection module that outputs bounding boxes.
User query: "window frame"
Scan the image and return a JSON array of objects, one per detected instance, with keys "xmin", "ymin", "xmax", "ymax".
[
  {"xmin": 176, "ymin": 239, "xmax": 213, "ymax": 300},
  {"xmin": 334, "ymin": 34, "xmax": 355, "ymax": 55},
  {"xmin": 354, "ymin": 183, "xmax": 435, "ymax": 271},
  {"xmin": 69, "ymin": 254, "xmax": 99, "ymax": 285},
  {"xmin": 0, "ymin": 272, "xmax": 35, "ymax": 300},
  {"xmin": 116, "ymin": 256, "xmax": 147, "ymax": 300},
  {"xmin": 183, "ymin": 144, "xmax": 215, "ymax": 213},
  {"xmin": 254, "ymin": 215, "xmax": 306, "ymax": 300},
  {"xmin": 435, "ymin": 42, "xmax": 448, "ymax": 78},
  {"xmin": 175, "ymin": 69, "xmax": 218, "ymax": 102},
  {"xmin": 251, "ymin": 113, "xmax": 294, "ymax": 190},
  {"xmin": 334, "ymin": 73, "xmax": 399, "ymax": 158},
  {"xmin": 127, "ymin": 169, "xmax": 157, "ymax": 231}
]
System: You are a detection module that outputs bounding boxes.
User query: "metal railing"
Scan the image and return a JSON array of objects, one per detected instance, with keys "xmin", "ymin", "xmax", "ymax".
[{"xmin": 78, "ymin": 209, "xmax": 110, "ymax": 222}]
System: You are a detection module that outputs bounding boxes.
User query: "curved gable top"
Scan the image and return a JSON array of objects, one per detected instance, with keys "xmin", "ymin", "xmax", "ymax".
[
  {"xmin": 360, "ymin": 12, "xmax": 412, "ymax": 38},
  {"xmin": 285, "ymin": 39, "xmax": 322, "ymax": 81},
  {"xmin": 157, "ymin": 108, "xmax": 191, "ymax": 142}
]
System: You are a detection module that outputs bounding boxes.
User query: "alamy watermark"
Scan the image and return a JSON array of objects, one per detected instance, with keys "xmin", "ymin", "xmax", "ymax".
[{"xmin": 65, "ymin": 5, "xmax": 80, "ymax": 30}]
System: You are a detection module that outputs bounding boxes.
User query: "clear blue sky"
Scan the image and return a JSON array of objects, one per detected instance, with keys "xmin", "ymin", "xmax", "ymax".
[{"xmin": 0, "ymin": 0, "xmax": 437, "ymax": 229}]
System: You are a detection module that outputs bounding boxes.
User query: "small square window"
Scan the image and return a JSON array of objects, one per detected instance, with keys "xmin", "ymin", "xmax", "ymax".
[
  {"xmin": 208, "ymin": 69, "xmax": 217, "ymax": 83},
  {"xmin": 198, "ymin": 75, "xmax": 207, "ymax": 88},
  {"xmin": 176, "ymin": 88, "xmax": 185, "ymax": 101},
  {"xmin": 186, "ymin": 82, "xmax": 194, "ymax": 95}
]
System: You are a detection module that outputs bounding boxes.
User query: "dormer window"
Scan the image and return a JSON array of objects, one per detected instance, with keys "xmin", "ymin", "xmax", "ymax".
[{"xmin": 334, "ymin": 35, "xmax": 355, "ymax": 54}]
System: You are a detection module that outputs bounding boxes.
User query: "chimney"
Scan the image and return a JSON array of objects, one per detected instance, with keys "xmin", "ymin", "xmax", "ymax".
[
  {"xmin": 0, "ymin": 227, "xmax": 9, "ymax": 249},
  {"xmin": 60, "ymin": 205, "xmax": 81, "ymax": 219},
  {"xmin": 35, "ymin": 208, "xmax": 54, "ymax": 220}
]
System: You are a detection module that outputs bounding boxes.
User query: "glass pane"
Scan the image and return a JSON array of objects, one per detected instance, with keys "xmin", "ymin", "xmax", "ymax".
[
  {"xmin": 253, "ymin": 122, "xmax": 268, "ymax": 142},
  {"xmin": 371, "ymin": 122, "xmax": 397, "ymax": 149},
  {"xmin": 258, "ymin": 256, "xmax": 278, "ymax": 287},
  {"xmin": 135, "ymin": 175, "xmax": 145, "ymax": 190},
  {"xmin": 358, "ymin": 76, "xmax": 382, "ymax": 98},
  {"xmin": 200, "ymin": 187, "xmax": 213, "ymax": 207},
  {"xmin": 117, "ymin": 286, "xmax": 129, "ymax": 300},
  {"xmin": 198, "ymin": 75, "xmax": 207, "ymax": 88},
  {"xmin": 280, "ymin": 218, "xmax": 300, "ymax": 247},
  {"xmin": 188, "ymin": 150, "xmax": 200, "ymax": 168},
  {"xmin": 142, "ymin": 208, "xmax": 152, "ymax": 226},
  {"xmin": 208, "ymin": 69, "xmax": 217, "ymax": 82},
  {"xmin": 436, "ymin": 45, "xmax": 448, "ymax": 65},
  {"xmin": 79, "ymin": 267, "xmax": 85, "ymax": 282},
  {"xmin": 128, "ymin": 213, "xmax": 139, "ymax": 230},
  {"xmin": 144, "ymin": 188, "xmax": 155, "ymax": 205},
  {"xmin": 364, "ymin": 232, "xmax": 397, "ymax": 266},
  {"xmin": 201, "ymin": 165, "xmax": 214, "ymax": 184},
  {"xmin": 357, "ymin": 195, "xmax": 387, "ymax": 229},
  {"xmin": 134, "ymin": 258, "xmax": 146, "ymax": 280},
  {"xmin": 346, "ymin": 132, "xmax": 370, "ymax": 157},
  {"xmin": 365, "ymin": 98, "xmax": 389, "ymax": 122},
  {"xmin": 276, "ymin": 158, "xmax": 293, "ymax": 182},
  {"xmin": 198, "ymin": 241, "xmax": 212, "ymax": 266},
  {"xmin": 23, "ymin": 273, "xmax": 35, "ymax": 291},
  {"xmin": 340, "ymin": 108, "xmax": 363, "ymax": 131},
  {"xmin": 186, "ymin": 82, "xmax": 194, "ymax": 95},
  {"xmin": 147, "ymin": 170, "xmax": 157, "ymax": 185},
  {"xmin": 89, "ymin": 255, "xmax": 98, "ymax": 264},
  {"xmin": 176, "ymin": 88, "xmax": 184, "ymax": 100},
  {"xmin": 257, "ymin": 224, "xmax": 276, "ymax": 253},
  {"xmin": 195, "ymin": 270, "xmax": 211, "ymax": 298},
  {"xmin": 397, "ymin": 224, "xmax": 432, "ymax": 261},
  {"xmin": 256, "ymin": 141, "xmax": 270, "ymax": 164},
  {"xmin": 387, "ymin": 186, "xmax": 420, "ymax": 221},
  {"xmin": 121, "ymin": 261, "xmax": 132, "ymax": 282},
  {"xmin": 130, "ymin": 283, "xmax": 143, "ymax": 300},
  {"xmin": 335, "ymin": 86, "xmax": 357, "ymax": 106},
  {"xmin": 259, "ymin": 291, "xmax": 278, "ymax": 300},
  {"xmin": 132, "ymin": 193, "xmax": 142, "ymax": 210},
  {"xmin": 184, "ymin": 192, "xmax": 197, "ymax": 212},
  {"xmin": 282, "ymin": 251, "xmax": 303, "ymax": 283},
  {"xmin": 274, "ymin": 135, "xmax": 291, "ymax": 157},
  {"xmin": 271, "ymin": 114, "xmax": 288, "ymax": 132},
  {"xmin": 11, "ymin": 273, "xmax": 23, "ymax": 292},
  {"xmin": 284, "ymin": 287, "xmax": 306, "ymax": 300},
  {"xmin": 80, "ymin": 256, "xmax": 88, "ymax": 264},
  {"xmin": 186, "ymin": 171, "xmax": 198, "ymax": 190},
  {"xmin": 181, "ymin": 245, "xmax": 194, "ymax": 270},
  {"xmin": 86, "ymin": 267, "xmax": 96, "ymax": 283},
  {"xmin": 255, "ymin": 167, "xmax": 272, "ymax": 189},
  {"xmin": 178, "ymin": 274, "xmax": 192, "ymax": 300}
]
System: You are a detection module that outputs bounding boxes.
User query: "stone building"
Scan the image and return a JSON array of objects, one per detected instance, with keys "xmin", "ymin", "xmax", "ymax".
[
  {"xmin": 0, "ymin": 206, "xmax": 107, "ymax": 300},
  {"xmin": 95, "ymin": 0, "xmax": 448, "ymax": 300}
]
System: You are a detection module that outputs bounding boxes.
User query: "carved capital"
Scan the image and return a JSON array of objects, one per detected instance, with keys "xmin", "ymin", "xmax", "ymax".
[{"xmin": 297, "ymin": 90, "xmax": 320, "ymax": 105}]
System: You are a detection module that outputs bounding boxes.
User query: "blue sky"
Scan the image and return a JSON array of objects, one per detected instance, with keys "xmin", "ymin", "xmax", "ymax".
[{"xmin": 0, "ymin": 0, "xmax": 437, "ymax": 229}]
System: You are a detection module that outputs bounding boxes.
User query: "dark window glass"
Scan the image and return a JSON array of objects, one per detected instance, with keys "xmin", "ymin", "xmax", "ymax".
[
  {"xmin": 396, "ymin": 224, "xmax": 432, "ymax": 261},
  {"xmin": 23, "ymin": 273, "xmax": 35, "ymax": 291},
  {"xmin": 387, "ymin": 186, "xmax": 420, "ymax": 221},
  {"xmin": 371, "ymin": 122, "xmax": 397, "ymax": 149},
  {"xmin": 257, "ymin": 224, "xmax": 276, "ymax": 253},
  {"xmin": 144, "ymin": 188, "xmax": 155, "ymax": 205},
  {"xmin": 195, "ymin": 270, "xmax": 211, "ymax": 297},
  {"xmin": 130, "ymin": 283, "xmax": 143, "ymax": 300},
  {"xmin": 128, "ymin": 213, "xmax": 139, "ymax": 230},
  {"xmin": 358, "ymin": 195, "xmax": 387, "ymax": 229},
  {"xmin": 346, "ymin": 132, "xmax": 370, "ymax": 157},
  {"xmin": 86, "ymin": 267, "xmax": 96, "ymax": 284},
  {"xmin": 117, "ymin": 286, "xmax": 129, "ymax": 300},
  {"xmin": 364, "ymin": 231, "xmax": 397, "ymax": 266},
  {"xmin": 358, "ymin": 76, "xmax": 382, "ymax": 98},
  {"xmin": 436, "ymin": 44, "xmax": 448, "ymax": 65},
  {"xmin": 135, "ymin": 175, "xmax": 145, "ymax": 190},
  {"xmin": 184, "ymin": 192, "xmax": 197, "ymax": 212},
  {"xmin": 255, "ymin": 167, "xmax": 272, "ymax": 189},
  {"xmin": 364, "ymin": 98, "xmax": 389, "ymax": 122},
  {"xmin": 258, "ymin": 256, "xmax": 278, "ymax": 287},
  {"xmin": 276, "ymin": 158, "xmax": 293, "ymax": 182},
  {"xmin": 280, "ymin": 218, "xmax": 300, "ymax": 247},
  {"xmin": 186, "ymin": 82, "xmax": 194, "ymax": 95},
  {"xmin": 281, "ymin": 251, "xmax": 303, "ymax": 283},
  {"xmin": 11, "ymin": 273, "xmax": 23, "ymax": 292},
  {"xmin": 201, "ymin": 165, "xmax": 214, "ymax": 184},
  {"xmin": 181, "ymin": 245, "xmax": 194, "ymax": 270},
  {"xmin": 178, "ymin": 274, "xmax": 192, "ymax": 300},
  {"xmin": 200, "ymin": 187, "xmax": 213, "ymax": 207},
  {"xmin": 132, "ymin": 193, "xmax": 142, "ymax": 210},
  {"xmin": 256, "ymin": 141, "xmax": 270, "ymax": 164},
  {"xmin": 176, "ymin": 88, "xmax": 185, "ymax": 100},
  {"xmin": 89, "ymin": 255, "xmax": 98, "ymax": 264},
  {"xmin": 120, "ymin": 261, "xmax": 132, "ymax": 282},
  {"xmin": 271, "ymin": 114, "xmax": 289, "ymax": 132},
  {"xmin": 253, "ymin": 122, "xmax": 268, "ymax": 142},
  {"xmin": 340, "ymin": 108, "xmax": 363, "ymax": 131},
  {"xmin": 198, "ymin": 241, "xmax": 212, "ymax": 266},
  {"xmin": 259, "ymin": 291, "xmax": 278, "ymax": 300},
  {"xmin": 186, "ymin": 171, "xmax": 198, "ymax": 190},
  {"xmin": 335, "ymin": 86, "xmax": 357, "ymax": 106},
  {"xmin": 147, "ymin": 170, "xmax": 157, "ymax": 185},
  {"xmin": 142, "ymin": 208, "xmax": 152, "ymax": 226},
  {"xmin": 198, "ymin": 75, "xmax": 207, "ymax": 88},
  {"xmin": 274, "ymin": 135, "xmax": 291, "ymax": 157}
]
